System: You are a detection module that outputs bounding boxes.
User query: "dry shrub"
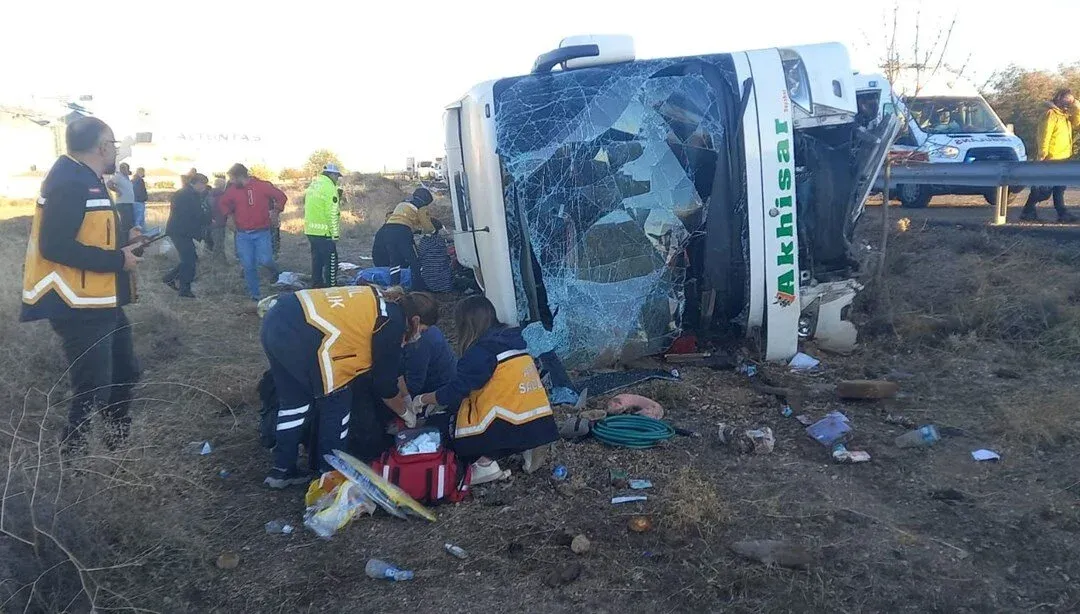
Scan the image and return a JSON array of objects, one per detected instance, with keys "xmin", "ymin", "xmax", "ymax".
[
  {"xmin": 994, "ymin": 386, "xmax": 1080, "ymax": 448},
  {"xmin": 864, "ymin": 227, "xmax": 1080, "ymax": 358},
  {"xmin": 663, "ymin": 466, "xmax": 730, "ymax": 534}
]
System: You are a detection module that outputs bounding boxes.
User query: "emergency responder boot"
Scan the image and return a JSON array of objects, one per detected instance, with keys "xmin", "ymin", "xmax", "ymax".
[{"xmin": 263, "ymin": 467, "xmax": 313, "ymax": 489}]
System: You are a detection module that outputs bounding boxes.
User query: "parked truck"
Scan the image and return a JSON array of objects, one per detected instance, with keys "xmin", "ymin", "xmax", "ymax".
[{"xmin": 443, "ymin": 35, "xmax": 895, "ymax": 368}]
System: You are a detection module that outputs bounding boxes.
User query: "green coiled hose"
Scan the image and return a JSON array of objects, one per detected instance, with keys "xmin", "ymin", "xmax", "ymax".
[{"xmin": 592, "ymin": 414, "xmax": 676, "ymax": 449}]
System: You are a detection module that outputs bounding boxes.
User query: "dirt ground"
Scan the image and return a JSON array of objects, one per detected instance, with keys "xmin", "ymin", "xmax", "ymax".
[{"xmin": 3, "ymin": 181, "xmax": 1080, "ymax": 613}]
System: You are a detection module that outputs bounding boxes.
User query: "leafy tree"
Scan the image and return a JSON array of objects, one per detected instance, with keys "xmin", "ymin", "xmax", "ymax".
[
  {"xmin": 985, "ymin": 63, "xmax": 1080, "ymax": 156},
  {"xmin": 248, "ymin": 163, "xmax": 276, "ymax": 181},
  {"xmin": 303, "ymin": 150, "xmax": 345, "ymax": 178},
  {"xmin": 278, "ymin": 167, "xmax": 305, "ymax": 181}
]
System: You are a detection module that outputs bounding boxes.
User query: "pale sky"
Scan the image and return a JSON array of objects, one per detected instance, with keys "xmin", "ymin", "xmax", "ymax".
[{"xmin": 2, "ymin": 0, "xmax": 1077, "ymax": 171}]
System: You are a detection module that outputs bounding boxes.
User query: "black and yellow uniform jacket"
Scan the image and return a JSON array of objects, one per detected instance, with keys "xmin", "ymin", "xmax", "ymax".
[{"xmin": 21, "ymin": 155, "xmax": 132, "ymax": 321}]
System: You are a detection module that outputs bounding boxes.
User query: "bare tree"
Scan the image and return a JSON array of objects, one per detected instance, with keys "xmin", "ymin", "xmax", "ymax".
[{"xmin": 863, "ymin": 2, "xmax": 968, "ymax": 96}]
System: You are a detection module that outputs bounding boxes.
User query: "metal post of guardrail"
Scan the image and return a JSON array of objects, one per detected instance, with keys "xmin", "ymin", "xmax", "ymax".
[{"xmin": 994, "ymin": 186, "xmax": 1008, "ymax": 226}]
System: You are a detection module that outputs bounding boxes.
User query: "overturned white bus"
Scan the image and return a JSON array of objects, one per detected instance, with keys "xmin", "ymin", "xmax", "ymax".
[{"xmin": 444, "ymin": 36, "xmax": 894, "ymax": 369}]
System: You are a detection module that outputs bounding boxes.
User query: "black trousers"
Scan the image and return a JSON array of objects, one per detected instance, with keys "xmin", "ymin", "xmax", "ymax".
[
  {"xmin": 308, "ymin": 235, "xmax": 338, "ymax": 288},
  {"xmin": 372, "ymin": 223, "xmax": 427, "ymax": 290},
  {"xmin": 1023, "ymin": 186, "xmax": 1068, "ymax": 216},
  {"xmin": 49, "ymin": 309, "xmax": 141, "ymax": 446},
  {"xmin": 164, "ymin": 235, "xmax": 198, "ymax": 289},
  {"xmin": 261, "ymin": 294, "xmax": 393, "ymax": 473}
]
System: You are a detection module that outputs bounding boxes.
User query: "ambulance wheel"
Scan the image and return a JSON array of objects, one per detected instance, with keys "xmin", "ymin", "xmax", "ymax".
[{"xmin": 898, "ymin": 184, "xmax": 931, "ymax": 209}]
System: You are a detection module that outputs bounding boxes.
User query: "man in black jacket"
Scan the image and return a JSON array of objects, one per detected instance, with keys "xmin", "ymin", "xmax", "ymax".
[
  {"xmin": 163, "ymin": 173, "xmax": 210, "ymax": 298},
  {"xmin": 21, "ymin": 116, "xmax": 143, "ymax": 449}
]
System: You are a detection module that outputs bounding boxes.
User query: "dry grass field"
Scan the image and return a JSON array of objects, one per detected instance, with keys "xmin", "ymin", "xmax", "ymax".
[{"xmin": 2, "ymin": 180, "xmax": 1080, "ymax": 613}]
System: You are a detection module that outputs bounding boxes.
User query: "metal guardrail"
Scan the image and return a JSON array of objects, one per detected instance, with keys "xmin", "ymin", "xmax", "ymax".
[{"xmin": 886, "ymin": 161, "xmax": 1080, "ymax": 225}]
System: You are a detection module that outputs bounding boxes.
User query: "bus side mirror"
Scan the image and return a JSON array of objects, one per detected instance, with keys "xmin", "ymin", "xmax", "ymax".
[{"xmin": 1006, "ymin": 124, "xmax": 1015, "ymax": 135}]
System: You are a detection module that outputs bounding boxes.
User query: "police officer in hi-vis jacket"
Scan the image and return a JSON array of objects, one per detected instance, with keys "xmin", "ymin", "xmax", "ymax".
[
  {"xmin": 260, "ymin": 285, "xmax": 424, "ymax": 488},
  {"xmin": 21, "ymin": 117, "xmax": 144, "ymax": 449}
]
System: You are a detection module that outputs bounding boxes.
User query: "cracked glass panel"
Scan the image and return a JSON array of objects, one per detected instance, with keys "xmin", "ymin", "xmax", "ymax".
[{"xmin": 493, "ymin": 54, "xmax": 745, "ymax": 368}]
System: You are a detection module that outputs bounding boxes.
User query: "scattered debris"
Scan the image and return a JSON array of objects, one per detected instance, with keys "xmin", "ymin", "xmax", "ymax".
[
  {"xmin": 573, "ymin": 369, "xmax": 680, "ymax": 397},
  {"xmin": 215, "ymin": 552, "xmax": 240, "ymax": 570},
  {"xmin": 896, "ymin": 217, "xmax": 911, "ymax": 232},
  {"xmin": 272, "ymin": 271, "xmax": 310, "ymax": 290},
  {"xmin": 972, "ymin": 449, "xmax": 1001, "ymax": 462},
  {"xmin": 571, "ymin": 534, "xmax": 591, "ymax": 554},
  {"xmin": 837, "ymin": 379, "xmax": 899, "ymax": 400},
  {"xmin": 337, "ymin": 262, "xmax": 361, "ymax": 273},
  {"xmin": 558, "ymin": 416, "xmax": 591, "ymax": 440},
  {"xmin": 579, "ymin": 409, "xmax": 608, "ymax": 422},
  {"xmin": 551, "ymin": 465, "xmax": 568, "ymax": 481},
  {"xmin": 737, "ymin": 363, "xmax": 758, "ymax": 377},
  {"xmin": 627, "ymin": 516, "xmax": 653, "ymax": 533},
  {"xmin": 788, "ymin": 352, "xmax": 820, "ymax": 371},
  {"xmin": 304, "ymin": 480, "xmax": 376, "ymax": 538},
  {"xmin": 628, "ymin": 479, "xmax": 653, "ymax": 490},
  {"xmin": 795, "ymin": 415, "xmax": 814, "ymax": 426},
  {"xmin": 444, "ymin": 544, "xmax": 469, "ymax": 559},
  {"xmin": 609, "ymin": 468, "xmax": 629, "ymax": 489},
  {"xmin": 832, "ymin": 444, "xmax": 871, "ymax": 463},
  {"xmin": 544, "ymin": 562, "xmax": 583, "ymax": 587},
  {"xmin": 264, "ymin": 519, "xmax": 294, "ymax": 535},
  {"xmin": 895, "ymin": 425, "xmax": 941, "ymax": 449},
  {"xmin": 365, "ymin": 559, "xmax": 414, "ymax": 581},
  {"xmin": 217, "ymin": 469, "xmax": 231, "ymax": 479},
  {"xmin": 806, "ymin": 412, "xmax": 852, "ymax": 447},
  {"xmin": 718, "ymin": 424, "xmax": 775, "ymax": 454},
  {"xmin": 730, "ymin": 540, "xmax": 812, "ymax": 569},
  {"xmin": 607, "ymin": 394, "xmax": 665, "ymax": 420},
  {"xmin": 612, "ymin": 495, "xmax": 648, "ymax": 505},
  {"xmin": 187, "ymin": 441, "xmax": 212, "ymax": 455},
  {"xmin": 884, "ymin": 414, "xmax": 917, "ymax": 429},
  {"xmin": 780, "ymin": 403, "xmax": 793, "ymax": 418},
  {"xmin": 992, "ymin": 368, "xmax": 1022, "ymax": 380}
]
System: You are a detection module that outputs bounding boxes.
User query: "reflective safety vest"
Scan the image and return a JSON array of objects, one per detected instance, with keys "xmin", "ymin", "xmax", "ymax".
[
  {"xmin": 295, "ymin": 286, "xmax": 386, "ymax": 395},
  {"xmin": 22, "ymin": 191, "xmax": 120, "ymax": 316},
  {"xmin": 304, "ymin": 174, "xmax": 340, "ymax": 239},
  {"xmin": 455, "ymin": 349, "xmax": 553, "ymax": 439}
]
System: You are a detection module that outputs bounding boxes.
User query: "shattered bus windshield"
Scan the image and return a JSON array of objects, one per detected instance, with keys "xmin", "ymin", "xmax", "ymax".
[{"xmin": 491, "ymin": 54, "xmax": 746, "ymax": 368}]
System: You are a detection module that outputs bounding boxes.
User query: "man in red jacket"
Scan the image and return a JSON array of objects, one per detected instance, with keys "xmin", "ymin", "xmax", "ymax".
[{"xmin": 218, "ymin": 163, "xmax": 288, "ymax": 300}]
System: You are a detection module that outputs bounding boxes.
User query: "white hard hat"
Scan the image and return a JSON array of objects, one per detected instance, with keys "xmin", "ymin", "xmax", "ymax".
[{"xmin": 322, "ymin": 163, "xmax": 342, "ymax": 175}]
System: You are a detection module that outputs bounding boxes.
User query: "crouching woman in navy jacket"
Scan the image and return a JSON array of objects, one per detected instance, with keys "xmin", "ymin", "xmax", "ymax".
[
  {"xmin": 260, "ymin": 285, "xmax": 423, "ymax": 489},
  {"xmin": 413, "ymin": 296, "xmax": 558, "ymax": 484}
]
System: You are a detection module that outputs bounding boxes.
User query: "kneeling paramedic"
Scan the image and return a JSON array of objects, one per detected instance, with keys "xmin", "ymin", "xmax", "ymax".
[
  {"xmin": 413, "ymin": 296, "xmax": 558, "ymax": 484},
  {"xmin": 260, "ymin": 285, "xmax": 423, "ymax": 488}
]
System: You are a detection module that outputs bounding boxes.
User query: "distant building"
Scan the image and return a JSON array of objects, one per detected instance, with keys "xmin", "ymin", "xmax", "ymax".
[
  {"xmin": 0, "ymin": 102, "xmax": 84, "ymax": 198},
  {"xmin": 0, "ymin": 96, "xmax": 271, "ymax": 196}
]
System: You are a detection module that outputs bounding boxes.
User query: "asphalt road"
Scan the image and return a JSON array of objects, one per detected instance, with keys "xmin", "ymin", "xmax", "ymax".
[{"xmin": 866, "ymin": 188, "xmax": 1080, "ymax": 238}]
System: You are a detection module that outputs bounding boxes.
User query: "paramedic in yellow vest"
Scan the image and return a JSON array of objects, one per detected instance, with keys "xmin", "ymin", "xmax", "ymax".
[
  {"xmin": 304, "ymin": 163, "xmax": 343, "ymax": 288},
  {"xmin": 260, "ymin": 285, "xmax": 424, "ymax": 488},
  {"xmin": 20, "ymin": 117, "xmax": 144, "ymax": 449},
  {"xmin": 1021, "ymin": 88, "xmax": 1080, "ymax": 223},
  {"xmin": 413, "ymin": 296, "xmax": 558, "ymax": 484},
  {"xmin": 371, "ymin": 187, "xmax": 441, "ymax": 289}
]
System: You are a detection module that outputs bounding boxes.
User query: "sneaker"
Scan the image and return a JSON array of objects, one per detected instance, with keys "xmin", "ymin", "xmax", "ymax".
[
  {"xmin": 179, "ymin": 288, "xmax": 196, "ymax": 298},
  {"xmin": 163, "ymin": 279, "xmax": 180, "ymax": 291},
  {"xmin": 470, "ymin": 460, "xmax": 511, "ymax": 485},
  {"xmin": 263, "ymin": 468, "xmax": 313, "ymax": 489},
  {"xmin": 1058, "ymin": 212, "xmax": 1078, "ymax": 224},
  {"xmin": 522, "ymin": 445, "xmax": 550, "ymax": 474}
]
